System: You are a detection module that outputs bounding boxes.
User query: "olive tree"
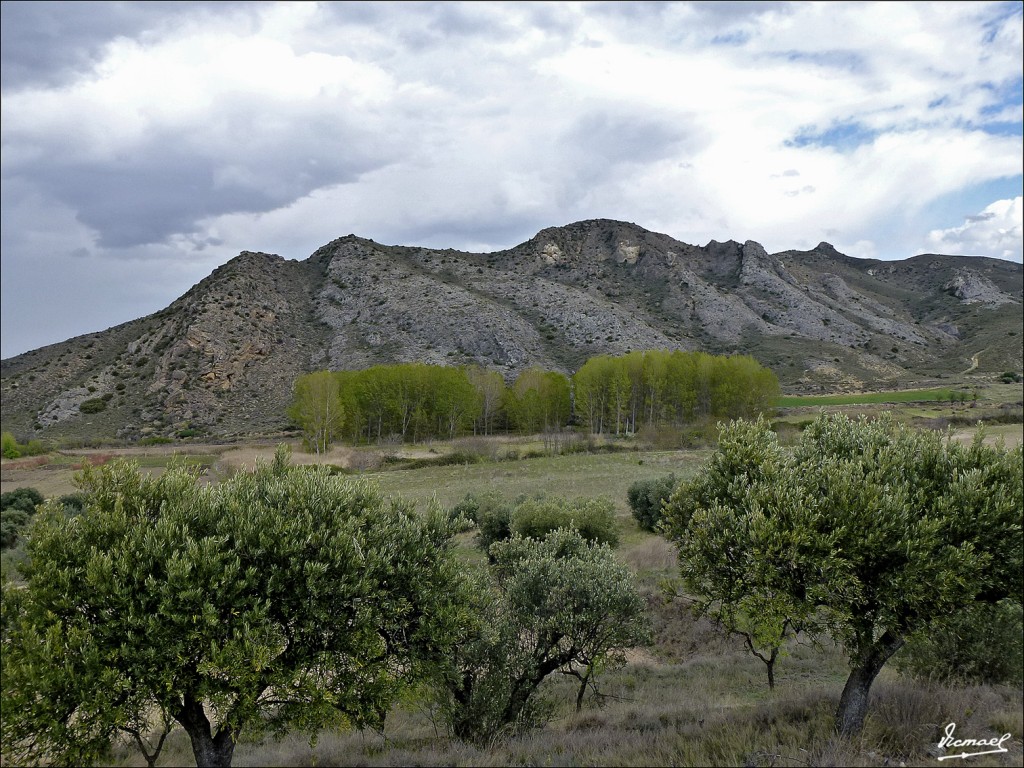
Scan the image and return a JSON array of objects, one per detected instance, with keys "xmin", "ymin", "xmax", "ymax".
[
  {"xmin": 437, "ymin": 529, "xmax": 651, "ymax": 743},
  {"xmin": 663, "ymin": 414, "xmax": 1022, "ymax": 735},
  {"xmin": 1, "ymin": 451, "xmax": 465, "ymax": 767}
]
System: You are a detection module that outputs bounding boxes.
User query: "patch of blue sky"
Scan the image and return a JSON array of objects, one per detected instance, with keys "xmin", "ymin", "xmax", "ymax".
[
  {"xmin": 972, "ymin": 119, "xmax": 1023, "ymax": 137},
  {"xmin": 780, "ymin": 49, "xmax": 865, "ymax": 72},
  {"xmin": 785, "ymin": 121, "xmax": 880, "ymax": 152},
  {"xmin": 973, "ymin": 77, "xmax": 1023, "ymax": 135},
  {"xmin": 710, "ymin": 30, "xmax": 750, "ymax": 45},
  {"xmin": 981, "ymin": 1, "xmax": 1023, "ymax": 45},
  {"xmin": 918, "ymin": 176, "xmax": 1024, "ymax": 233}
]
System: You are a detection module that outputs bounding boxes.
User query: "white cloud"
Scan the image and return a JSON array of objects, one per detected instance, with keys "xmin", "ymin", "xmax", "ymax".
[{"xmin": 926, "ymin": 197, "xmax": 1023, "ymax": 262}]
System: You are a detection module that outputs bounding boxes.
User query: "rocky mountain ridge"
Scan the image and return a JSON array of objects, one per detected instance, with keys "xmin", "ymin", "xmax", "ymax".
[{"xmin": 2, "ymin": 219, "xmax": 1021, "ymax": 440}]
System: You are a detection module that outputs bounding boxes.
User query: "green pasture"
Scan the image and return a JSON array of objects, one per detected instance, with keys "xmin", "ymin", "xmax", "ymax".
[
  {"xmin": 367, "ymin": 449, "xmax": 708, "ymax": 515},
  {"xmin": 775, "ymin": 388, "xmax": 959, "ymax": 407}
]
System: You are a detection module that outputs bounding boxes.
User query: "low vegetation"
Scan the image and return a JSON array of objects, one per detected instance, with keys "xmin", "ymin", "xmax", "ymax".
[
  {"xmin": 2, "ymin": 412, "xmax": 1021, "ymax": 767},
  {"xmin": 466, "ymin": 492, "xmax": 621, "ymax": 554},
  {"xmin": 0, "ymin": 487, "xmax": 43, "ymax": 549},
  {"xmin": 774, "ymin": 388, "xmax": 965, "ymax": 407},
  {"xmin": 1, "ymin": 430, "xmax": 46, "ymax": 459}
]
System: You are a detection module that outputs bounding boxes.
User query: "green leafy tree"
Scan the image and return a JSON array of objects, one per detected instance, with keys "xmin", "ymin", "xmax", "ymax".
[
  {"xmin": 466, "ymin": 365, "xmax": 507, "ymax": 435},
  {"xmin": 287, "ymin": 371, "xmax": 344, "ymax": 455},
  {"xmin": 663, "ymin": 414, "xmax": 1023, "ymax": 735},
  {"xmin": 1, "ymin": 453, "xmax": 464, "ymax": 767},
  {"xmin": 505, "ymin": 368, "xmax": 570, "ymax": 435},
  {"xmin": 437, "ymin": 529, "xmax": 651, "ymax": 743}
]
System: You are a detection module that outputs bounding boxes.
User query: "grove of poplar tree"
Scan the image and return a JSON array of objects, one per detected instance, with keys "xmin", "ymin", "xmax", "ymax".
[{"xmin": 288, "ymin": 350, "xmax": 780, "ymax": 448}]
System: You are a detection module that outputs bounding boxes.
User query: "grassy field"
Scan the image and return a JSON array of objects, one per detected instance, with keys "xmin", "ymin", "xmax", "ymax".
[{"xmin": 775, "ymin": 388, "xmax": 959, "ymax": 407}]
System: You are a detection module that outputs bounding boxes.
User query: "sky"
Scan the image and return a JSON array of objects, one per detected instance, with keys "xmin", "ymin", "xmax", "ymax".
[{"xmin": 1, "ymin": 1, "xmax": 1022, "ymax": 359}]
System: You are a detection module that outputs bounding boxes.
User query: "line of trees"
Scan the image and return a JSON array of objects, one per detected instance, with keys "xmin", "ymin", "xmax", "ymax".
[
  {"xmin": 289, "ymin": 351, "xmax": 779, "ymax": 449},
  {"xmin": 573, "ymin": 350, "xmax": 779, "ymax": 435}
]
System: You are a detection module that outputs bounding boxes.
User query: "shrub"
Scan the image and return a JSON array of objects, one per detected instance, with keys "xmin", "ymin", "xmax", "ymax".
[
  {"xmin": 2, "ymin": 432, "xmax": 21, "ymax": 459},
  {"xmin": 475, "ymin": 495, "xmax": 516, "ymax": 552},
  {"xmin": 895, "ymin": 599, "xmax": 1023, "ymax": 686},
  {"xmin": 437, "ymin": 530, "xmax": 651, "ymax": 744},
  {"xmin": 1, "ymin": 488, "xmax": 44, "ymax": 514},
  {"xmin": 0, "ymin": 488, "xmax": 43, "ymax": 550},
  {"xmin": 139, "ymin": 436, "xmax": 173, "ymax": 446},
  {"xmin": 512, "ymin": 496, "xmax": 619, "ymax": 547},
  {"xmin": 1, "ymin": 509, "xmax": 32, "ymax": 548},
  {"xmin": 404, "ymin": 450, "xmax": 482, "ymax": 469},
  {"xmin": 451, "ymin": 491, "xmax": 506, "ymax": 525},
  {"xmin": 22, "ymin": 440, "xmax": 46, "ymax": 456},
  {"xmin": 58, "ymin": 493, "xmax": 89, "ymax": 516},
  {"xmin": 476, "ymin": 494, "xmax": 619, "ymax": 554},
  {"xmin": 627, "ymin": 474, "xmax": 677, "ymax": 531},
  {"xmin": 79, "ymin": 398, "xmax": 108, "ymax": 414}
]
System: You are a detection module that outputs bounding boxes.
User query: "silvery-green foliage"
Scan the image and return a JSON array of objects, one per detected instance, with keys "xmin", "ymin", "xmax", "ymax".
[
  {"xmin": 439, "ymin": 529, "xmax": 651, "ymax": 744},
  {"xmin": 664, "ymin": 413, "xmax": 1023, "ymax": 734},
  {"xmin": 1, "ymin": 452, "xmax": 464, "ymax": 767}
]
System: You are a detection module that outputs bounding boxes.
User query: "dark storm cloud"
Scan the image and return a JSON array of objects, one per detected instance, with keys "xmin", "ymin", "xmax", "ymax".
[
  {"xmin": 6, "ymin": 94, "xmax": 402, "ymax": 249},
  {"xmin": 0, "ymin": 1, "xmax": 257, "ymax": 90}
]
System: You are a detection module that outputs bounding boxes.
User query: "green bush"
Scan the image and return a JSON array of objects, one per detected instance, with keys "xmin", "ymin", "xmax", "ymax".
[
  {"xmin": 895, "ymin": 599, "xmax": 1023, "ymax": 686},
  {"xmin": 0, "ymin": 490, "xmax": 42, "ymax": 550},
  {"xmin": 58, "ymin": 493, "xmax": 89, "ymax": 516},
  {"xmin": 476, "ymin": 494, "xmax": 619, "ymax": 554},
  {"xmin": 2, "ymin": 431, "xmax": 21, "ymax": 459},
  {"xmin": 475, "ymin": 495, "xmax": 516, "ymax": 552},
  {"xmin": 626, "ymin": 474, "xmax": 677, "ymax": 531},
  {"xmin": 404, "ymin": 450, "xmax": 482, "ymax": 469},
  {"xmin": 1, "ymin": 510, "xmax": 31, "ymax": 548},
  {"xmin": 1, "ymin": 488, "xmax": 44, "ymax": 514},
  {"xmin": 79, "ymin": 398, "xmax": 108, "ymax": 414},
  {"xmin": 437, "ymin": 529, "xmax": 650, "ymax": 744},
  {"xmin": 139, "ymin": 436, "xmax": 173, "ymax": 446},
  {"xmin": 23, "ymin": 440, "xmax": 46, "ymax": 456},
  {"xmin": 512, "ymin": 496, "xmax": 619, "ymax": 547},
  {"xmin": 451, "ymin": 491, "xmax": 507, "ymax": 525}
]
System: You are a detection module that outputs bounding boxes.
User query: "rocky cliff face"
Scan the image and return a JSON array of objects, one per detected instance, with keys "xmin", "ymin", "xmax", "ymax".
[{"xmin": 2, "ymin": 219, "xmax": 1021, "ymax": 439}]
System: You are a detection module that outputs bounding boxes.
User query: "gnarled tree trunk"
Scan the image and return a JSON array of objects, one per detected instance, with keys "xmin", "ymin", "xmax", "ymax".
[
  {"xmin": 174, "ymin": 693, "xmax": 237, "ymax": 768},
  {"xmin": 835, "ymin": 629, "xmax": 905, "ymax": 736}
]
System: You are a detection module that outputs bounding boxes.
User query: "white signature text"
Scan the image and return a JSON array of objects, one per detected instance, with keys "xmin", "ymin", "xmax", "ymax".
[{"xmin": 937, "ymin": 722, "xmax": 1012, "ymax": 761}]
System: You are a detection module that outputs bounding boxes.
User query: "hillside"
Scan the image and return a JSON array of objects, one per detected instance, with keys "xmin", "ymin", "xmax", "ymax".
[{"xmin": 2, "ymin": 219, "xmax": 1021, "ymax": 440}]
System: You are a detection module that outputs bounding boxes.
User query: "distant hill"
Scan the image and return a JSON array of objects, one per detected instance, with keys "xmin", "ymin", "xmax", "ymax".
[{"xmin": 2, "ymin": 219, "xmax": 1021, "ymax": 440}]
